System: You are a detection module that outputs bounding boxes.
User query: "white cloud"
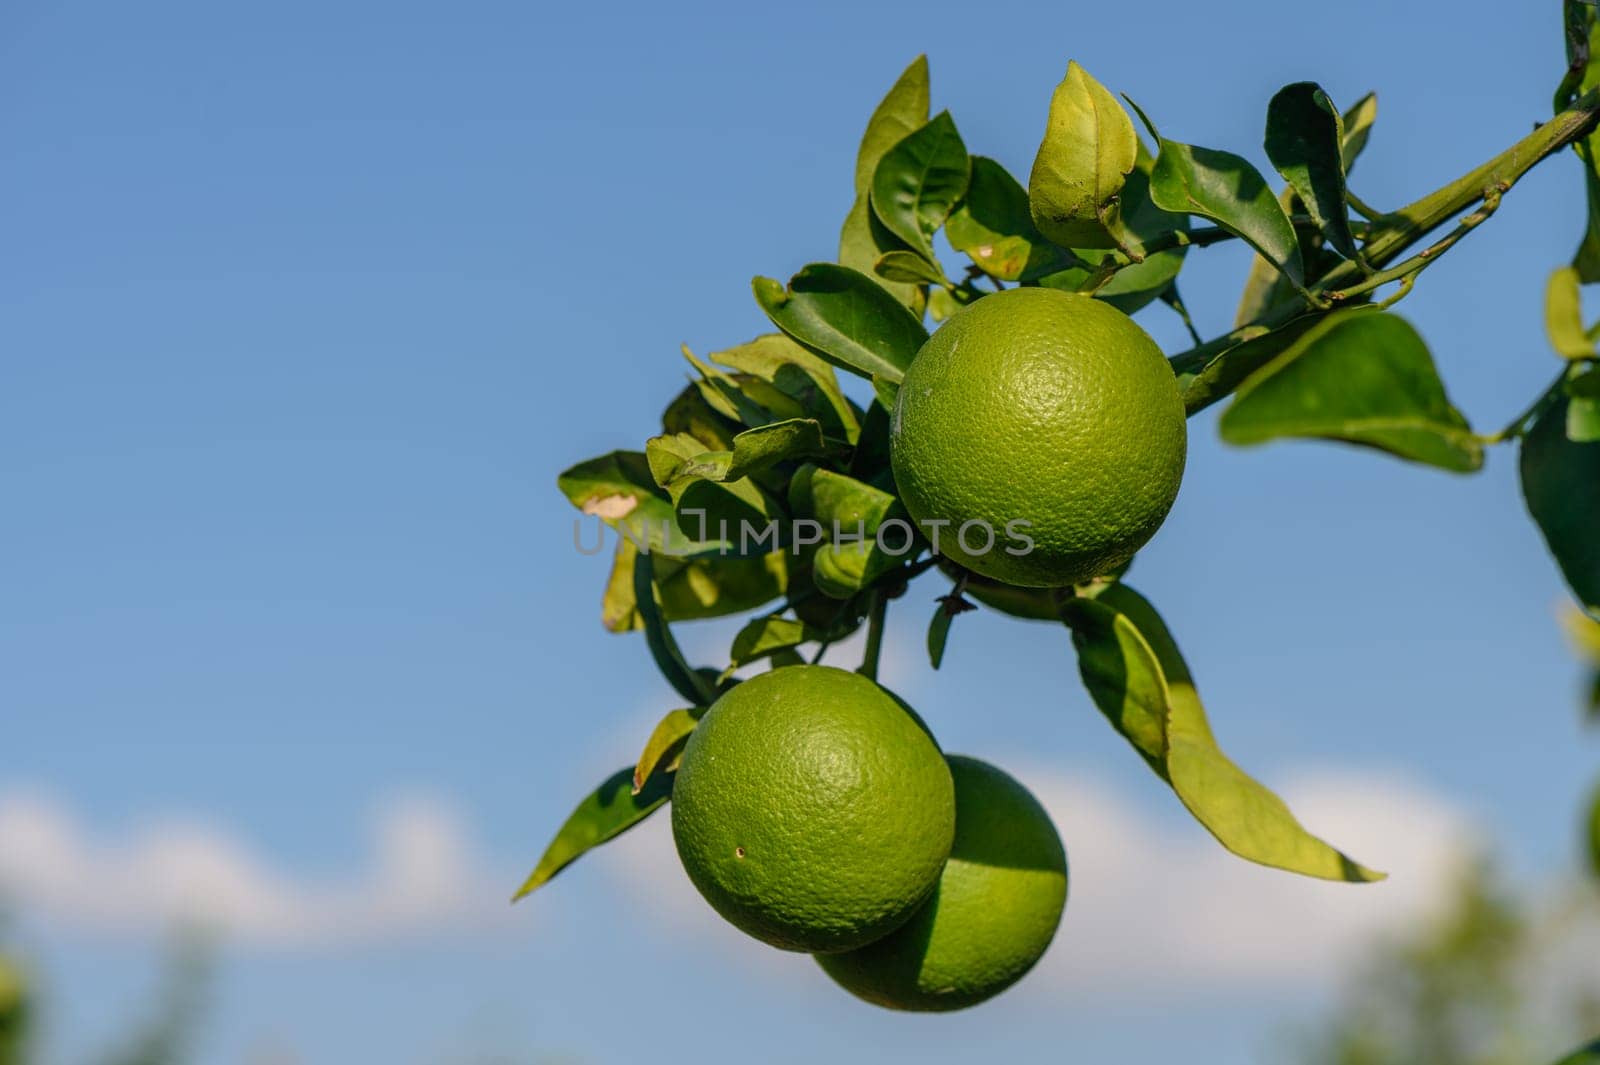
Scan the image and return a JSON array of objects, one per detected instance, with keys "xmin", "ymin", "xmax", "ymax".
[
  {"xmin": 0, "ymin": 763, "xmax": 1491, "ymax": 991},
  {"xmin": 595, "ymin": 764, "xmax": 1482, "ymax": 994},
  {"xmin": 0, "ymin": 792, "xmax": 512, "ymax": 948}
]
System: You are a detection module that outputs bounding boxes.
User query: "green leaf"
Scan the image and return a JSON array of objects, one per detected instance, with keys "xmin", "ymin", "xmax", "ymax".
[
  {"xmin": 789, "ymin": 466, "xmax": 913, "ymax": 599},
  {"xmin": 1182, "ymin": 314, "xmax": 1328, "ymax": 415},
  {"xmin": 644, "ymin": 433, "xmax": 778, "ymax": 546},
  {"xmin": 927, "ymin": 607, "xmax": 953, "ymax": 669},
  {"xmin": 1036, "ymin": 141, "xmax": 1192, "ymax": 315},
  {"xmin": 681, "ymin": 346, "xmax": 803, "ymax": 429},
  {"xmin": 632, "ymin": 550, "xmax": 718, "ymax": 706},
  {"xmin": 1339, "ymin": 92, "xmax": 1378, "ymax": 172},
  {"xmin": 869, "ymin": 111, "xmax": 969, "ymax": 261},
  {"xmin": 1547, "ymin": 266, "xmax": 1597, "ymax": 360},
  {"xmin": 946, "ymin": 156, "xmax": 1075, "ymax": 281},
  {"xmin": 657, "ymin": 420, "xmax": 835, "ymax": 485},
  {"xmin": 1062, "ymin": 584, "xmax": 1383, "ymax": 883},
  {"xmin": 600, "ymin": 539, "xmax": 786, "ymax": 633},
  {"xmin": 1133, "ymin": 100, "xmax": 1304, "ymax": 288},
  {"xmin": 662, "ymin": 382, "xmax": 740, "ymax": 451},
  {"xmin": 840, "ymin": 56, "xmax": 930, "ymax": 312},
  {"xmin": 874, "ymin": 249, "xmax": 949, "ymax": 285},
  {"xmin": 1264, "ymin": 82, "xmax": 1358, "ymax": 260},
  {"xmin": 726, "ymin": 615, "xmax": 817, "ymax": 674},
  {"xmin": 559, "ymin": 450, "xmax": 715, "ymax": 556},
  {"xmin": 1521, "ymin": 395, "xmax": 1600, "ymax": 612},
  {"xmin": 512, "ymin": 767, "xmax": 673, "ymax": 901},
  {"xmin": 1571, "ymin": 396, "xmax": 1600, "ymax": 443},
  {"xmin": 753, "ymin": 263, "xmax": 928, "ymax": 384},
  {"xmin": 1220, "ymin": 310, "xmax": 1483, "ymax": 472},
  {"xmin": 633, "ymin": 708, "xmax": 703, "ymax": 794},
  {"xmin": 709, "ymin": 333, "xmax": 859, "ymax": 445},
  {"xmin": 1028, "ymin": 61, "xmax": 1139, "ymax": 249}
]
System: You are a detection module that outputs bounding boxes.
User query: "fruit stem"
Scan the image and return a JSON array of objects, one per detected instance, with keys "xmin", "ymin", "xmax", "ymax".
[
  {"xmin": 857, "ymin": 591, "xmax": 889, "ymax": 682},
  {"xmin": 1169, "ymin": 86, "xmax": 1600, "ymax": 390}
]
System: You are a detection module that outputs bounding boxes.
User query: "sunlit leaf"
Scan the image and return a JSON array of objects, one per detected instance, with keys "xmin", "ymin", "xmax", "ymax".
[
  {"xmin": 633, "ymin": 708, "xmax": 703, "ymax": 794},
  {"xmin": 726, "ymin": 615, "xmax": 818, "ymax": 675},
  {"xmin": 1522, "ymin": 395, "xmax": 1600, "ymax": 612},
  {"xmin": 709, "ymin": 333, "xmax": 859, "ymax": 445},
  {"xmin": 789, "ymin": 466, "xmax": 914, "ymax": 598},
  {"xmin": 1547, "ymin": 266, "xmax": 1597, "ymax": 360},
  {"xmin": 874, "ymin": 249, "xmax": 949, "ymax": 285},
  {"xmin": 753, "ymin": 263, "xmax": 928, "ymax": 384},
  {"xmin": 1037, "ymin": 141, "xmax": 1191, "ymax": 315},
  {"xmin": 1552, "ymin": 1036, "xmax": 1600, "ymax": 1065},
  {"xmin": 1028, "ymin": 62, "xmax": 1139, "ymax": 249},
  {"xmin": 1220, "ymin": 310, "xmax": 1483, "ymax": 472},
  {"xmin": 946, "ymin": 156, "xmax": 1075, "ymax": 281},
  {"xmin": 512, "ymin": 767, "xmax": 673, "ymax": 901},
  {"xmin": 558, "ymin": 451, "xmax": 717, "ymax": 556},
  {"xmin": 1264, "ymin": 82, "xmax": 1358, "ymax": 260},
  {"xmin": 840, "ymin": 56, "xmax": 930, "ymax": 311},
  {"xmin": 869, "ymin": 111, "xmax": 969, "ymax": 261},
  {"xmin": 1062, "ymin": 584, "xmax": 1383, "ymax": 882},
  {"xmin": 600, "ymin": 539, "xmax": 786, "ymax": 633},
  {"xmin": 1131, "ymin": 99, "xmax": 1304, "ymax": 288},
  {"xmin": 1340, "ymin": 92, "xmax": 1378, "ymax": 172}
]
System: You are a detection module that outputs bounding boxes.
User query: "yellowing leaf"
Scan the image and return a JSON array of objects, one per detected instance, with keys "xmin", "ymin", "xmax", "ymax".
[
  {"xmin": 1028, "ymin": 61, "xmax": 1138, "ymax": 249},
  {"xmin": 1062, "ymin": 584, "xmax": 1384, "ymax": 883}
]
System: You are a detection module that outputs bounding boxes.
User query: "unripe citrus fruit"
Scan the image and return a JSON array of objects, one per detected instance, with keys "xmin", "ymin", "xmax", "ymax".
[
  {"xmin": 890, "ymin": 287, "xmax": 1186, "ymax": 587},
  {"xmin": 671, "ymin": 665, "xmax": 956, "ymax": 953},
  {"xmin": 816, "ymin": 755, "xmax": 1068, "ymax": 1011}
]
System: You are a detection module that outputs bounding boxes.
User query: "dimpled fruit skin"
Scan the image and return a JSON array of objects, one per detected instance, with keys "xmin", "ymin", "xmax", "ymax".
[
  {"xmin": 671, "ymin": 665, "xmax": 956, "ymax": 954},
  {"xmin": 816, "ymin": 755, "xmax": 1068, "ymax": 1012},
  {"xmin": 891, "ymin": 287, "xmax": 1186, "ymax": 587}
]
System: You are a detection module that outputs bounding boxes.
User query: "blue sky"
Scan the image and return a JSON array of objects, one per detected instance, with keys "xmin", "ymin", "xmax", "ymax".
[{"xmin": 2, "ymin": 0, "xmax": 1597, "ymax": 1061}]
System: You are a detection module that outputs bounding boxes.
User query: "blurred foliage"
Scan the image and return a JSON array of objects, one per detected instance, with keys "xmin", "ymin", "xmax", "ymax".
[
  {"xmin": 0, "ymin": 928, "xmax": 210, "ymax": 1065},
  {"xmin": 1291, "ymin": 863, "xmax": 1600, "ymax": 1065}
]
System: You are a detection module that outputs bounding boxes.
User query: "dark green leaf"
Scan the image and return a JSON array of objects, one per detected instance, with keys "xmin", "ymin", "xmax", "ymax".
[
  {"xmin": 1181, "ymin": 314, "xmax": 1327, "ymax": 414},
  {"xmin": 1547, "ymin": 266, "xmax": 1597, "ymax": 359},
  {"xmin": 840, "ymin": 56, "xmax": 930, "ymax": 311},
  {"xmin": 927, "ymin": 607, "xmax": 953, "ymax": 669},
  {"xmin": 681, "ymin": 346, "xmax": 802, "ymax": 429},
  {"xmin": 512, "ymin": 767, "xmax": 672, "ymax": 900},
  {"xmin": 1028, "ymin": 61, "xmax": 1139, "ymax": 249},
  {"xmin": 632, "ymin": 550, "xmax": 718, "ymax": 706},
  {"xmin": 874, "ymin": 249, "xmax": 949, "ymax": 285},
  {"xmin": 753, "ymin": 263, "xmax": 929, "ymax": 384},
  {"xmin": 600, "ymin": 539, "xmax": 786, "ymax": 632},
  {"xmin": 1220, "ymin": 310, "xmax": 1483, "ymax": 472},
  {"xmin": 726, "ymin": 615, "xmax": 817, "ymax": 674},
  {"xmin": 869, "ymin": 110, "xmax": 969, "ymax": 261},
  {"xmin": 1522, "ymin": 395, "xmax": 1600, "ymax": 612},
  {"xmin": 633, "ymin": 708, "xmax": 703, "ymax": 794},
  {"xmin": 789, "ymin": 466, "xmax": 912, "ymax": 598},
  {"xmin": 1133, "ymin": 100, "xmax": 1304, "ymax": 288},
  {"xmin": 1062, "ymin": 584, "xmax": 1383, "ymax": 882},
  {"xmin": 1340, "ymin": 92, "xmax": 1378, "ymax": 172},
  {"xmin": 946, "ymin": 156, "xmax": 1075, "ymax": 281},
  {"xmin": 1264, "ymin": 82, "xmax": 1358, "ymax": 260}
]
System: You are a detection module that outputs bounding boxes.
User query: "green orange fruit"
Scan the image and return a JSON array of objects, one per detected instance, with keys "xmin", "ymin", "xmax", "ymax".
[
  {"xmin": 816, "ymin": 755, "xmax": 1069, "ymax": 1011},
  {"xmin": 890, "ymin": 287, "xmax": 1186, "ymax": 587},
  {"xmin": 670, "ymin": 665, "xmax": 955, "ymax": 953}
]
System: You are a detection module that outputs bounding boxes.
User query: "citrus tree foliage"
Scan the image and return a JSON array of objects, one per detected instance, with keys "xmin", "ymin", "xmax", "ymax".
[
  {"xmin": 1291, "ymin": 865, "xmax": 1600, "ymax": 1065},
  {"xmin": 518, "ymin": 0, "xmax": 1600, "ymax": 964}
]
